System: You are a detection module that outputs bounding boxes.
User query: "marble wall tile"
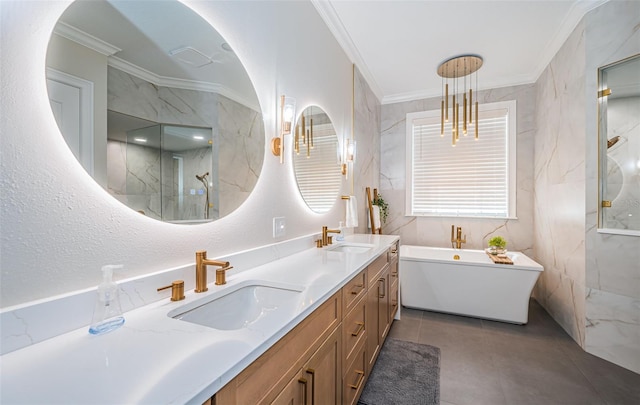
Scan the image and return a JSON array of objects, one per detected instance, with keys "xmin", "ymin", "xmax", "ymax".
[
  {"xmin": 379, "ymin": 84, "xmax": 536, "ymax": 255},
  {"xmin": 533, "ymin": 18, "xmax": 587, "ymax": 345},
  {"xmin": 586, "ymin": 288, "xmax": 640, "ymax": 374},
  {"xmin": 352, "ymin": 66, "xmax": 381, "ymax": 234},
  {"xmin": 582, "ymin": 0, "xmax": 640, "ymax": 373},
  {"xmin": 217, "ymin": 94, "xmax": 264, "ymax": 217}
]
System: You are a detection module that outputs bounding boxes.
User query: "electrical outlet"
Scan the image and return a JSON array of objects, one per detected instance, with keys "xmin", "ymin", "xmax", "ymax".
[{"xmin": 273, "ymin": 217, "xmax": 286, "ymax": 238}]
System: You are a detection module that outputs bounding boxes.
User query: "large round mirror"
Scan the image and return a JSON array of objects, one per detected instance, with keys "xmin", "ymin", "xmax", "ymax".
[
  {"xmin": 293, "ymin": 106, "xmax": 342, "ymax": 213},
  {"xmin": 46, "ymin": 0, "xmax": 264, "ymax": 223}
]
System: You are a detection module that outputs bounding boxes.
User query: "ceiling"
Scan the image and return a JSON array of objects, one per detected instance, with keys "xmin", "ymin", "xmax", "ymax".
[
  {"xmin": 55, "ymin": 0, "xmax": 259, "ymax": 110},
  {"xmin": 312, "ymin": 0, "xmax": 608, "ymax": 104}
]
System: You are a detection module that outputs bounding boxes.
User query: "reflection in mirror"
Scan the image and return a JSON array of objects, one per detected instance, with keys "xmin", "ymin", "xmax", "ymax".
[
  {"xmin": 293, "ymin": 106, "xmax": 342, "ymax": 213},
  {"xmin": 598, "ymin": 54, "xmax": 640, "ymax": 234},
  {"xmin": 107, "ymin": 110, "xmax": 217, "ymax": 222},
  {"xmin": 46, "ymin": 0, "xmax": 264, "ymax": 224}
]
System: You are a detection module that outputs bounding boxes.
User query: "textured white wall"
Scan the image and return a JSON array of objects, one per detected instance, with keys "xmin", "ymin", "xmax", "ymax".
[{"xmin": 0, "ymin": 0, "xmax": 352, "ymax": 307}]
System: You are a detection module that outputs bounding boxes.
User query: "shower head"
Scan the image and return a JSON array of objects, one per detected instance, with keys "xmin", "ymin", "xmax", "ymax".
[{"xmin": 195, "ymin": 172, "xmax": 210, "ymax": 181}]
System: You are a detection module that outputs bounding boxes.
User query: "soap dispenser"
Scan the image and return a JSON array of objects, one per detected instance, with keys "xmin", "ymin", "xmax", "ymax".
[
  {"xmin": 89, "ymin": 265, "xmax": 125, "ymax": 335},
  {"xmin": 336, "ymin": 221, "xmax": 345, "ymax": 242}
]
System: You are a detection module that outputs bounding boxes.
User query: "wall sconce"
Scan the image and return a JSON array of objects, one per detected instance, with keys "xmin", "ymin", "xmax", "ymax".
[
  {"xmin": 342, "ymin": 139, "xmax": 356, "ymax": 177},
  {"xmin": 271, "ymin": 95, "xmax": 296, "ymax": 164}
]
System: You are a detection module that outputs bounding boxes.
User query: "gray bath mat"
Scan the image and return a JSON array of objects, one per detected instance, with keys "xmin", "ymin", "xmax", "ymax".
[{"xmin": 358, "ymin": 338, "xmax": 441, "ymax": 405}]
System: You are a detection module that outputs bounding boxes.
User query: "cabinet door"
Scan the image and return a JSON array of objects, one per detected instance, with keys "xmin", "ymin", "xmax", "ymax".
[
  {"xmin": 366, "ymin": 282, "xmax": 380, "ymax": 374},
  {"xmin": 271, "ymin": 370, "xmax": 308, "ymax": 405},
  {"xmin": 378, "ymin": 268, "xmax": 391, "ymax": 342},
  {"xmin": 304, "ymin": 326, "xmax": 341, "ymax": 405}
]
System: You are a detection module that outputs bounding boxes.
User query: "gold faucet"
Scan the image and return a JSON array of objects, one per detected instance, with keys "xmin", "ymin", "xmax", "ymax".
[
  {"xmin": 195, "ymin": 251, "xmax": 233, "ymax": 292},
  {"xmin": 451, "ymin": 225, "xmax": 466, "ymax": 249},
  {"xmin": 321, "ymin": 226, "xmax": 341, "ymax": 246}
]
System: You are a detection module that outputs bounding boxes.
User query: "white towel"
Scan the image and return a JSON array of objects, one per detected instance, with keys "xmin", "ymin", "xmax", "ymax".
[
  {"xmin": 368, "ymin": 205, "xmax": 381, "ymax": 231},
  {"xmin": 346, "ymin": 196, "xmax": 358, "ymax": 227}
]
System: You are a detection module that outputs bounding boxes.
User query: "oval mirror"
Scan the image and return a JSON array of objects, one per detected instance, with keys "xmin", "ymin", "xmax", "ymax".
[
  {"xmin": 293, "ymin": 106, "xmax": 342, "ymax": 213},
  {"xmin": 45, "ymin": 0, "xmax": 264, "ymax": 223}
]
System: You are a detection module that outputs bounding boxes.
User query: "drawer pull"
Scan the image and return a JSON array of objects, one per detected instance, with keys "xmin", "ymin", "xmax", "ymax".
[
  {"xmin": 350, "ymin": 284, "xmax": 364, "ymax": 295},
  {"xmin": 351, "ymin": 321, "xmax": 365, "ymax": 337},
  {"xmin": 306, "ymin": 368, "xmax": 315, "ymax": 405},
  {"xmin": 378, "ymin": 278, "xmax": 386, "ymax": 298},
  {"xmin": 349, "ymin": 370, "xmax": 365, "ymax": 390},
  {"xmin": 299, "ymin": 378, "xmax": 308, "ymax": 405}
]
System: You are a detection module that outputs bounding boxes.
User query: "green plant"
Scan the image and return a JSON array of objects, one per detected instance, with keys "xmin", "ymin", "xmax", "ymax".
[
  {"xmin": 488, "ymin": 236, "xmax": 507, "ymax": 249},
  {"xmin": 372, "ymin": 194, "xmax": 389, "ymax": 223}
]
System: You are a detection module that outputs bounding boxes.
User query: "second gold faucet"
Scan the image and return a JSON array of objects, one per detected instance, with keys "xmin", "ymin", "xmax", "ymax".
[
  {"xmin": 451, "ymin": 225, "xmax": 466, "ymax": 249},
  {"xmin": 195, "ymin": 251, "xmax": 233, "ymax": 292}
]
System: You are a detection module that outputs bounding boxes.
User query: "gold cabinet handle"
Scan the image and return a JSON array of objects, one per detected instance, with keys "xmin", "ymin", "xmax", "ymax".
[
  {"xmin": 298, "ymin": 378, "xmax": 308, "ymax": 405},
  {"xmin": 349, "ymin": 370, "xmax": 365, "ymax": 390},
  {"xmin": 306, "ymin": 369, "xmax": 315, "ymax": 405},
  {"xmin": 350, "ymin": 284, "xmax": 364, "ymax": 295},
  {"xmin": 351, "ymin": 321, "xmax": 365, "ymax": 337},
  {"xmin": 378, "ymin": 278, "xmax": 386, "ymax": 299}
]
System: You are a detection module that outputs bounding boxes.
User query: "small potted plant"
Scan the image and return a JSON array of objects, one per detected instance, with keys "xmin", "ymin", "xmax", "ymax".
[
  {"xmin": 372, "ymin": 194, "xmax": 389, "ymax": 223},
  {"xmin": 487, "ymin": 236, "xmax": 507, "ymax": 255}
]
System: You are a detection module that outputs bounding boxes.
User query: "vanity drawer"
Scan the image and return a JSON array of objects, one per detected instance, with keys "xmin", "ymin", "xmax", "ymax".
[
  {"xmin": 343, "ymin": 269, "xmax": 366, "ymax": 313},
  {"xmin": 388, "ymin": 242, "xmax": 399, "ymax": 263},
  {"xmin": 342, "ymin": 294, "xmax": 367, "ymax": 374},
  {"xmin": 343, "ymin": 338, "xmax": 367, "ymax": 405},
  {"xmin": 367, "ymin": 254, "xmax": 388, "ymax": 288}
]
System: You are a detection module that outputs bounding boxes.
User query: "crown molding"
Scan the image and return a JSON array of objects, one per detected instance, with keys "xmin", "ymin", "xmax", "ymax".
[
  {"xmin": 381, "ymin": 74, "xmax": 537, "ymax": 105},
  {"xmin": 310, "ymin": 0, "xmax": 383, "ymax": 103},
  {"xmin": 531, "ymin": 0, "xmax": 609, "ymax": 84},
  {"xmin": 53, "ymin": 21, "xmax": 121, "ymax": 56},
  {"xmin": 108, "ymin": 57, "xmax": 259, "ymax": 111},
  {"xmin": 53, "ymin": 23, "xmax": 258, "ymax": 111}
]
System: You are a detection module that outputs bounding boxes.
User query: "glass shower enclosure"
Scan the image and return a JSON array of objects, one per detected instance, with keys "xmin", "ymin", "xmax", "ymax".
[{"xmin": 107, "ymin": 110, "xmax": 217, "ymax": 223}]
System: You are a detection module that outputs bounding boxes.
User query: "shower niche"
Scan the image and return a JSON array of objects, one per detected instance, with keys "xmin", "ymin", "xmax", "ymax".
[
  {"xmin": 107, "ymin": 110, "xmax": 217, "ymax": 223},
  {"xmin": 598, "ymin": 54, "xmax": 640, "ymax": 235}
]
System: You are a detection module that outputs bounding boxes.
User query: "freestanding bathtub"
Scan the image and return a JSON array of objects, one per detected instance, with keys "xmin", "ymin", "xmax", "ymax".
[{"xmin": 400, "ymin": 245, "xmax": 543, "ymax": 324}]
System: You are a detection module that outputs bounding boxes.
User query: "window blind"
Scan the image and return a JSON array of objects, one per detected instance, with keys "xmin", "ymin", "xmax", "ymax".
[
  {"xmin": 293, "ymin": 124, "xmax": 342, "ymax": 213},
  {"xmin": 408, "ymin": 104, "xmax": 514, "ymax": 218}
]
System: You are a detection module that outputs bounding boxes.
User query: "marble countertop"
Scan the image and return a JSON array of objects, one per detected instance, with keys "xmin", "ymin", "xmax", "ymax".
[{"xmin": 0, "ymin": 234, "xmax": 399, "ymax": 405}]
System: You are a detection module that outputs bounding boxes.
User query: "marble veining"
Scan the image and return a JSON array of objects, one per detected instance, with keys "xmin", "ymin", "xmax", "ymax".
[
  {"xmin": 533, "ymin": 0, "xmax": 640, "ymax": 374},
  {"xmin": 380, "ymin": 83, "xmax": 536, "ymax": 257},
  {"xmin": 353, "ymin": 66, "xmax": 381, "ymax": 234},
  {"xmin": 0, "ymin": 233, "xmax": 324, "ymax": 355},
  {"xmin": 107, "ymin": 67, "xmax": 264, "ymax": 221}
]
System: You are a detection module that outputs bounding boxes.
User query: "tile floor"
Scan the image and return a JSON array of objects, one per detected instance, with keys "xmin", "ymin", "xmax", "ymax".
[{"xmin": 388, "ymin": 300, "xmax": 640, "ymax": 405}]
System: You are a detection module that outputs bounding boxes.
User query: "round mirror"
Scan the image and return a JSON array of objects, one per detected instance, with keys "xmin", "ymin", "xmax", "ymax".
[
  {"xmin": 293, "ymin": 106, "xmax": 342, "ymax": 213},
  {"xmin": 46, "ymin": 0, "xmax": 264, "ymax": 223}
]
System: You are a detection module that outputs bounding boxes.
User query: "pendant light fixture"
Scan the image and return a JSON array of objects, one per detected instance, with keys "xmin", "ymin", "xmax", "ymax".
[{"xmin": 437, "ymin": 55, "xmax": 483, "ymax": 146}]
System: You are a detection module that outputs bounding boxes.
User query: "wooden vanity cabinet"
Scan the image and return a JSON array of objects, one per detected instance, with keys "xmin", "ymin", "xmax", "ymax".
[{"xmin": 212, "ymin": 243, "xmax": 398, "ymax": 405}]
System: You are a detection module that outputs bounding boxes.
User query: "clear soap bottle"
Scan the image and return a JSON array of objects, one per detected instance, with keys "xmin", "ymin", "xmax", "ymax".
[
  {"xmin": 89, "ymin": 265, "xmax": 125, "ymax": 335},
  {"xmin": 336, "ymin": 221, "xmax": 345, "ymax": 241}
]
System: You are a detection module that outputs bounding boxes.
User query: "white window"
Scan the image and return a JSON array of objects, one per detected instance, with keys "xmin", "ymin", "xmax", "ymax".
[{"xmin": 405, "ymin": 100, "xmax": 517, "ymax": 218}]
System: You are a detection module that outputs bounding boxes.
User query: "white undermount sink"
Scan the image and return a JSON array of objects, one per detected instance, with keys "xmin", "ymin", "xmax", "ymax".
[
  {"xmin": 168, "ymin": 280, "xmax": 304, "ymax": 332},
  {"xmin": 327, "ymin": 243, "xmax": 375, "ymax": 254}
]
